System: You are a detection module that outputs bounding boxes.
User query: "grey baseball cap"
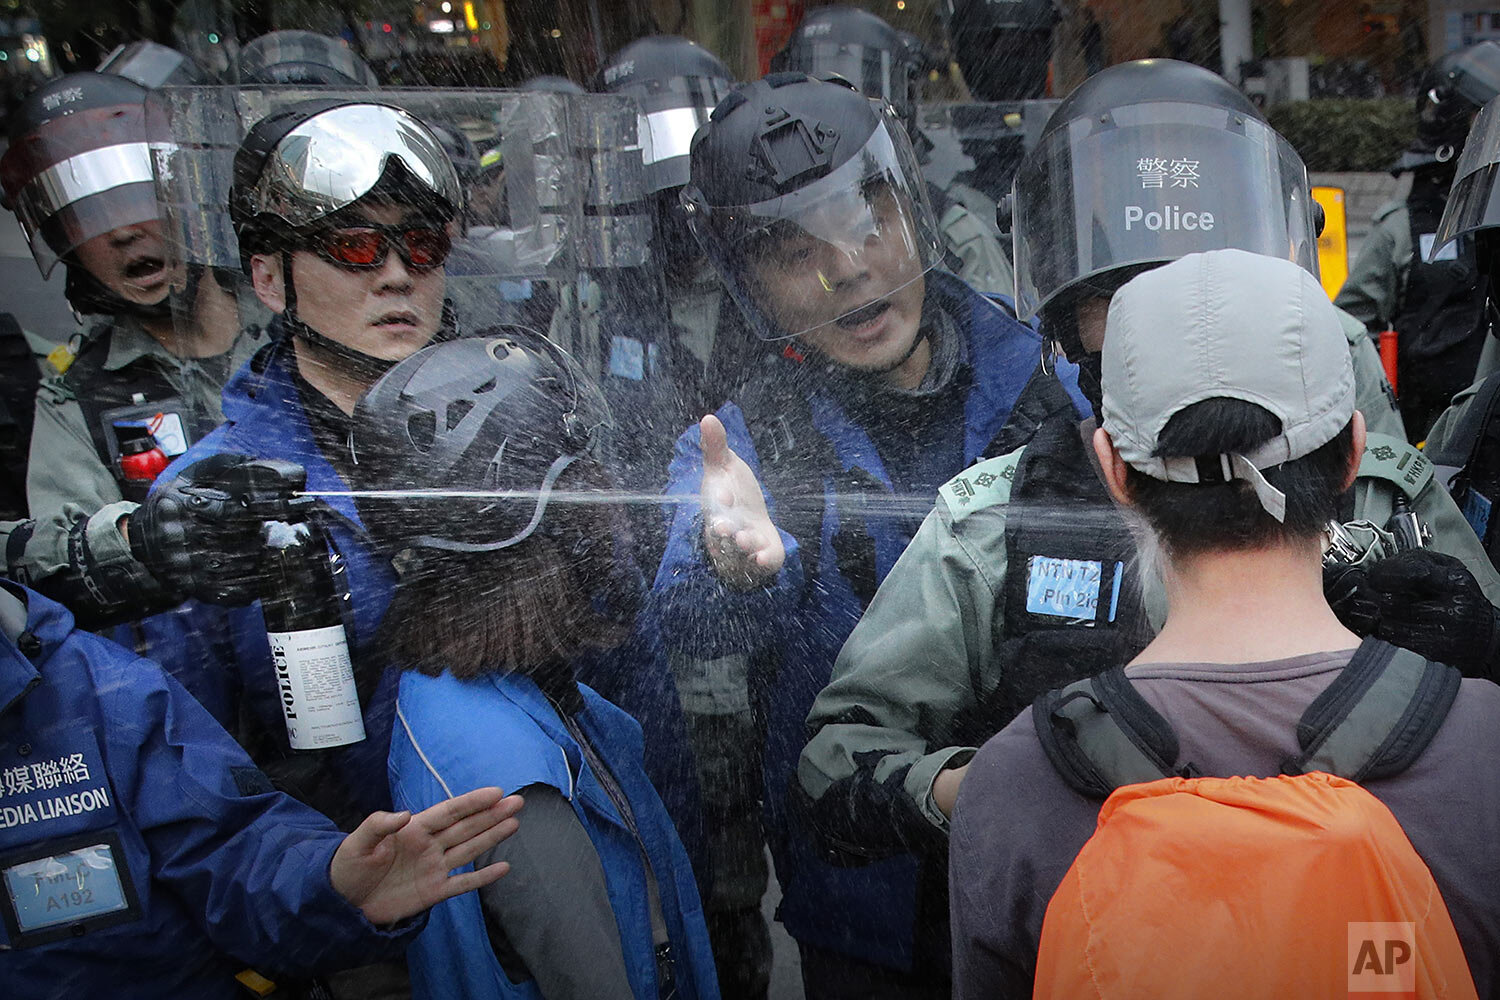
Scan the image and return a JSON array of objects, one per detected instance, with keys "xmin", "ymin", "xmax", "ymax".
[{"xmin": 1100, "ymin": 248, "xmax": 1355, "ymax": 522}]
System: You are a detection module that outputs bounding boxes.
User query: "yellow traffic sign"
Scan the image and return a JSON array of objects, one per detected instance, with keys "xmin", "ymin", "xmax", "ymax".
[{"xmin": 1313, "ymin": 185, "xmax": 1348, "ymax": 300}]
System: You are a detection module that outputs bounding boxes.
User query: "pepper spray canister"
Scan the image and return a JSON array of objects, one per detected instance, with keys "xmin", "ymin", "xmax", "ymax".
[{"xmin": 260, "ymin": 518, "xmax": 366, "ymax": 750}]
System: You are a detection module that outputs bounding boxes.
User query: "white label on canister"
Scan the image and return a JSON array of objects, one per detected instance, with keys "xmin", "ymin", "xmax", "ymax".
[{"xmin": 266, "ymin": 625, "xmax": 367, "ymax": 750}]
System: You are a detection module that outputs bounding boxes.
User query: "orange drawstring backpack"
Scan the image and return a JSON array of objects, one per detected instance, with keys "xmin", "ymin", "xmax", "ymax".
[{"xmin": 1028, "ymin": 639, "xmax": 1478, "ymax": 1000}]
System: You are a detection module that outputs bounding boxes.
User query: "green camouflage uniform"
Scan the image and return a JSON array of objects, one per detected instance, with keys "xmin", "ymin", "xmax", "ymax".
[{"xmin": 800, "ymin": 384, "xmax": 1487, "ymax": 838}]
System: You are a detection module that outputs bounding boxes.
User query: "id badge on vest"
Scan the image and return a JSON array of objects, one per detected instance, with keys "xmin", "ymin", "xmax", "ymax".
[
  {"xmin": 1023, "ymin": 555, "xmax": 1125, "ymax": 625},
  {"xmin": 0, "ymin": 729, "xmax": 139, "ymax": 948}
]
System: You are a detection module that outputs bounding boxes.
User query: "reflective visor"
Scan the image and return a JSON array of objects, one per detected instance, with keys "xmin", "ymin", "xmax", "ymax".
[
  {"xmin": 246, "ymin": 104, "xmax": 464, "ymax": 231},
  {"xmin": 236, "ymin": 33, "xmax": 378, "ymax": 87},
  {"xmin": 793, "ymin": 43, "xmax": 908, "ymax": 109},
  {"xmin": 1433, "ymin": 96, "xmax": 1500, "ymax": 255},
  {"xmin": 1013, "ymin": 102, "xmax": 1319, "ymax": 318},
  {"xmin": 1449, "ymin": 41, "xmax": 1500, "ymax": 108},
  {"xmin": 0, "ymin": 104, "xmax": 165, "ymax": 276},
  {"xmin": 630, "ymin": 74, "xmax": 731, "ymax": 193},
  {"xmin": 688, "ymin": 118, "xmax": 942, "ymax": 341}
]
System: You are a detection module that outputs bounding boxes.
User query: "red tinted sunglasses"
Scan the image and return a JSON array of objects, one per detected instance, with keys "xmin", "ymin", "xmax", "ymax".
[{"xmin": 308, "ymin": 224, "xmax": 452, "ymax": 272}]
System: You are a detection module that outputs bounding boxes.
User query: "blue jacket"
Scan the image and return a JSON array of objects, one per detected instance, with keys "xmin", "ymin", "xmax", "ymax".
[
  {"xmin": 152, "ymin": 342, "xmax": 705, "ymax": 862},
  {"xmin": 653, "ymin": 272, "xmax": 1085, "ymax": 970},
  {"xmin": 390, "ymin": 668, "xmax": 719, "ymax": 1000},
  {"xmin": 0, "ymin": 582, "xmax": 416, "ymax": 999}
]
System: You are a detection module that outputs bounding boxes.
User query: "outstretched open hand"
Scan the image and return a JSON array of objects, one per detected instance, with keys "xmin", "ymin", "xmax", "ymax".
[
  {"xmin": 330, "ymin": 787, "xmax": 525, "ymax": 926},
  {"xmin": 699, "ymin": 414, "xmax": 786, "ymax": 589}
]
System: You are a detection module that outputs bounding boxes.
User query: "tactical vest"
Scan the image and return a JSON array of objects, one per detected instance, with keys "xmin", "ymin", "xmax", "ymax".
[
  {"xmin": 956, "ymin": 411, "xmax": 1153, "ymax": 745},
  {"xmin": 1393, "ymin": 183, "xmax": 1488, "ymax": 436},
  {"xmin": 1428, "ymin": 371, "xmax": 1500, "ymax": 572},
  {"xmin": 0, "ymin": 315, "xmax": 40, "ymax": 520},
  {"xmin": 62, "ymin": 324, "xmax": 220, "ymax": 503}
]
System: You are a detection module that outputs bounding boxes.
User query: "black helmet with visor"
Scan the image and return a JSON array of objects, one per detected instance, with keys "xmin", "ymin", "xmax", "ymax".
[
  {"xmin": 1398, "ymin": 42, "xmax": 1500, "ymax": 173},
  {"xmin": 98, "ymin": 41, "xmax": 210, "ymax": 88},
  {"xmin": 233, "ymin": 30, "xmax": 380, "ymax": 88},
  {"xmin": 1, "ymin": 72, "xmax": 162, "ymax": 280},
  {"xmin": 773, "ymin": 6, "xmax": 919, "ymax": 132},
  {"xmin": 681, "ymin": 73, "xmax": 942, "ymax": 342},
  {"xmin": 1012, "ymin": 58, "xmax": 1320, "ymax": 324},
  {"xmin": 595, "ymin": 35, "xmax": 734, "ymax": 196}
]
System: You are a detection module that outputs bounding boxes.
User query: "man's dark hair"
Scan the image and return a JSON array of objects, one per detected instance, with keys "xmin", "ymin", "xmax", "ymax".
[{"xmin": 1122, "ymin": 398, "xmax": 1355, "ymax": 557}]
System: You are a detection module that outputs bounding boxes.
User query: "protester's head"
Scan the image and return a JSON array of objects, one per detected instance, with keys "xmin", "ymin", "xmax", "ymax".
[
  {"xmin": 0, "ymin": 72, "xmax": 175, "ymax": 318},
  {"xmin": 682, "ymin": 73, "xmax": 943, "ymax": 373},
  {"xmin": 232, "ymin": 30, "xmax": 380, "ymax": 88},
  {"xmin": 231, "ymin": 101, "xmax": 461, "ymax": 376},
  {"xmin": 1094, "ymin": 249, "xmax": 1363, "ymax": 560},
  {"xmin": 350, "ymin": 330, "xmax": 628, "ymax": 678},
  {"xmin": 1011, "ymin": 59, "xmax": 1321, "ymax": 412}
]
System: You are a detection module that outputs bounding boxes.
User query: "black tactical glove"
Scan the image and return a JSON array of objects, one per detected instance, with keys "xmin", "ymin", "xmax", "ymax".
[
  {"xmin": 1323, "ymin": 560, "xmax": 1381, "ymax": 637},
  {"xmin": 129, "ymin": 454, "xmax": 310, "ymax": 606},
  {"xmin": 1363, "ymin": 548, "xmax": 1500, "ymax": 680}
]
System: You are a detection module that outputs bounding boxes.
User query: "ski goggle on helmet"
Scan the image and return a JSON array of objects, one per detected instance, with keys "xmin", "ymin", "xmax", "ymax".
[
  {"xmin": 233, "ymin": 101, "xmax": 463, "ymax": 255},
  {"xmin": 680, "ymin": 74, "xmax": 942, "ymax": 342}
]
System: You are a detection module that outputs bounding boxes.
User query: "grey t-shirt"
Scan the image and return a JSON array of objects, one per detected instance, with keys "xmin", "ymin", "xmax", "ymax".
[{"xmin": 949, "ymin": 649, "xmax": 1500, "ymax": 1000}]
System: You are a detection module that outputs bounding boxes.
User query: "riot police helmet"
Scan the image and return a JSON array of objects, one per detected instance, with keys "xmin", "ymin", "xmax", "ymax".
[
  {"xmin": 350, "ymin": 327, "xmax": 611, "ymax": 556},
  {"xmin": 1431, "ymin": 93, "xmax": 1500, "ymax": 258},
  {"xmin": 944, "ymin": 0, "xmax": 1058, "ymax": 101},
  {"xmin": 773, "ymin": 6, "xmax": 919, "ymax": 132},
  {"xmin": 233, "ymin": 30, "xmax": 380, "ymax": 88},
  {"xmin": 594, "ymin": 35, "xmax": 734, "ymax": 195},
  {"xmin": 0, "ymin": 71, "xmax": 167, "ymax": 311},
  {"xmin": 230, "ymin": 100, "xmax": 463, "ymax": 271},
  {"xmin": 1012, "ymin": 58, "xmax": 1320, "ymax": 327},
  {"xmin": 681, "ymin": 73, "xmax": 943, "ymax": 343},
  {"xmin": 1397, "ymin": 42, "xmax": 1500, "ymax": 173},
  {"xmin": 98, "ymin": 40, "xmax": 210, "ymax": 88}
]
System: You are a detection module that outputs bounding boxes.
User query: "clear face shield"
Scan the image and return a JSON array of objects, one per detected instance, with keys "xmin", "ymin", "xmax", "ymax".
[
  {"xmin": 687, "ymin": 115, "xmax": 943, "ymax": 342},
  {"xmin": 1433, "ymin": 96, "xmax": 1500, "ymax": 256},
  {"xmin": 152, "ymin": 86, "xmax": 651, "ymax": 372},
  {"xmin": 1012, "ymin": 101, "xmax": 1320, "ymax": 321},
  {"xmin": 1, "ymin": 102, "xmax": 164, "ymax": 278},
  {"xmin": 631, "ymin": 74, "xmax": 733, "ymax": 194}
]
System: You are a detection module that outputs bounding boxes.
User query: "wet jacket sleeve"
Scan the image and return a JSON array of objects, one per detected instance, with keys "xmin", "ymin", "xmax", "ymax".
[
  {"xmin": 1350, "ymin": 432, "xmax": 1500, "ymax": 610},
  {"xmin": 1339, "ymin": 306, "xmax": 1407, "ymax": 441},
  {"xmin": 476, "ymin": 785, "xmax": 634, "ymax": 1000},
  {"xmin": 22, "ymin": 387, "xmax": 136, "ymax": 581},
  {"xmin": 97, "ymin": 647, "xmax": 417, "ymax": 976},
  {"xmin": 1333, "ymin": 205, "xmax": 1408, "ymax": 331},
  {"xmin": 652, "ymin": 402, "xmax": 806, "ymax": 660},
  {"xmin": 1424, "ymin": 380, "xmax": 1480, "ymax": 456},
  {"xmin": 800, "ymin": 485, "xmax": 1012, "ymax": 849}
]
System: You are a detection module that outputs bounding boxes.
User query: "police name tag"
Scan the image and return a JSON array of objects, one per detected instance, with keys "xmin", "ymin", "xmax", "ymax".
[
  {"xmin": 1, "ymin": 831, "xmax": 139, "ymax": 947},
  {"xmin": 1025, "ymin": 555, "xmax": 1123, "ymax": 624}
]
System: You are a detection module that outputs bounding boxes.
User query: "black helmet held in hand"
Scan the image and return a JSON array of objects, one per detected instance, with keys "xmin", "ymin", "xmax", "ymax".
[{"xmin": 350, "ymin": 328, "xmax": 612, "ymax": 557}]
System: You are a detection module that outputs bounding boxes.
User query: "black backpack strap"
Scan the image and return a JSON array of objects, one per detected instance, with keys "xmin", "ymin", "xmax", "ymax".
[
  {"xmin": 1286, "ymin": 638, "xmax": 1461, "ymax": 782},
  {"xmin": 1033, "ymin": 668, "xmax": 1182, "ymax": 799}
]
